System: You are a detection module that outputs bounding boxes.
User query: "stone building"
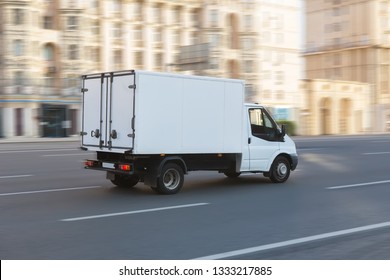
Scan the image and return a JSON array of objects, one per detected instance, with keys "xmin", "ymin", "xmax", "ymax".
[
  {"xmin": 0, "ymin": 0, "xmax": 301, "ymax": 138},
  {"xmin": 300, "ymin": 79, "xmax": 371, "ymax": 135},
  {"xmin": 304, "ymin": 0, "xmax": 390, "ymax": 133}
]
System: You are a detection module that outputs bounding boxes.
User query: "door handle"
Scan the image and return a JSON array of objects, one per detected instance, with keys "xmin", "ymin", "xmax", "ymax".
[
  {"xmin": 91, "ymin": 129, "xmax": 100, "ymax": 138},
  {"xmin": 248, "ymin": 137, "xmax": 251, "ymax": 144}
]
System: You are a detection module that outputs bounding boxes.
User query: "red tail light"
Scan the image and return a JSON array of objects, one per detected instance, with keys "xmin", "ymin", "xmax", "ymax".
[
  {"xmin": 118, "ymin": 164, "xmax": 131, "ymax": 171},
  {"xmin": 84, "ymin": 160, "xmax": 98, "ymax": 167}
]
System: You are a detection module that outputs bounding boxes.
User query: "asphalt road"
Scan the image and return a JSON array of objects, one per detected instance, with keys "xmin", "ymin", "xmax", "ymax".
[{"xmin": 0, "ymin": 135, "xmax": 390, "ymax": 260}]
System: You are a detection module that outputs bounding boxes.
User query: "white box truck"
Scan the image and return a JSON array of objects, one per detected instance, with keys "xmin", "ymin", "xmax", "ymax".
[{"xmin": 80, "ymin": 70, "xmax": 298, "ymax": 194}]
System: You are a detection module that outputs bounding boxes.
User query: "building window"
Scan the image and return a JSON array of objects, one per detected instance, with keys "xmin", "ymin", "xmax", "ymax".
[
  {"xmin": 135, "ymin": 51, "xmax": 143, "ymax": 67},
  {"xmin": 91, "ymin": 20, "xmax": 100, "ymax": 35},
  {"xmin": 69, "ymin": 45, "xmax": 78, "ymax": 60},
  {"xmin": 190, "ymin": 31, "xmax": 200, "ymax": 45},
  {"xmin": 244, "ymin": 60, "xmax": 253, "ymax": 73},
  {"xmin": 153, "ymin": 28, "xmax": 162, "ymax": 43},
  {"xmin": 14, "ymin": 71, "xmax": 24, "ymax": 86},
  {"xmin": 113, "ymin": 23, "xmax": 122, "ymax": 38},
  {"xmin": 210, "ymin": 57, "xmax": 219, "ymax": 69},
  {"xmin": 43, "ymin": 16, "xmax": 53, "ymax": 29},
  {"xmin": 243, "ymin": 37, "xmax": 254, "ymax": 50},
  {"xmin": 275, "ymin": 71, "xmax": 284, "ymax": 85},
  {"xmin": 154, "ymin": 53, "xmax": 163, "ymax": 68},
  {"xmin": 134, "ymin": 26, "xmax": 143, "ymax": 47},
  {"xmin": 13, "ymin": 9, "xmax": 24, "ymax": 25},
  {"xmin": 113, "ymin": 50, "xmax": 122, "ymax": 69},
  {"xmin": 13, "ymin": 40, "xmax": 23, "ymax": 56},
  {"xmin": 210, "ymin": 9, "xmax": 218, "ymax": 27},
  {"xmin": 134, "ymin": 26, "xmax": 143, "ymax": 41},
  {"xmin": 174, "ymin": 6, "xmax": 182, "ymax": 23},
  {"xmin": 275, "ymin": 33, "xmax": 284, "ymax": 44},
  {"xmin": 153, "ymin": 4, "xmax": 162, "ymax": 23},
  {"xmin": 134, "ymin": 0, "xmax": 143, "ymax": 19},
  {"xmin": 334, "ymin": 53, "xmax": 342, "ymax": 65},
  {"xmin": 43, "ymin": 44, "xmax": 54, "ymax": 61},
  {"xmin": 67, "ymin": 16, "xmax": 78, "ymax": 31},
  {"xmin": 244, "ymin": 15, "xmax": 252, "ymax": 31},
  {"xmin": 172, "ymin": 29, "xmax": 181, "ymax": 46},
  {"xmin": 276, "ymin": 90, "xmax": 285, "ymax": 100},
  {"xmin": 112, "ymin": 0, "xmax": 121, "ymax": 13}
]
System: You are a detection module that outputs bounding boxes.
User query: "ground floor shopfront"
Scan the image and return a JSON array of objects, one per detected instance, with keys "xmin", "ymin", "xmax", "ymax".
[{"xmin": 0, "ymin": 98, "xmax": 80, "ymax": 138}]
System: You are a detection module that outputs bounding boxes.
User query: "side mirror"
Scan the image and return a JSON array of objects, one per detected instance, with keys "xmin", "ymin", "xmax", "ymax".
[{"xmin": 280, "ymin": 124, "xmax": 286, "ymax": 137}]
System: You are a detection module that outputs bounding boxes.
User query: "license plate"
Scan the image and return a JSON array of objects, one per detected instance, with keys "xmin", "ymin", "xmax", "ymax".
[{"xmin": 102, "ymin": 162, "xmax": 115, "ymax": 169}]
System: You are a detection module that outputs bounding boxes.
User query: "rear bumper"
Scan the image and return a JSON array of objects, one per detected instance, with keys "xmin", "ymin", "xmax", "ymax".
[{"xmin": 84, "ymin": 159, "xmax": 134, "ymax": 175}]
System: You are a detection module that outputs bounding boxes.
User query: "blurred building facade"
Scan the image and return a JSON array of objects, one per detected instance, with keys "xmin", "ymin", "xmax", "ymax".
[
  {"xmin": 305, "ymin": 0, "xmax": 390, "ymax": 133},
  {"xmin": 0, "ymin": 0, "xmax": 301, "ymax": 138},
  {"xmin": 300, "ymin": 79, "xmax": 371, "ymax": 135}
]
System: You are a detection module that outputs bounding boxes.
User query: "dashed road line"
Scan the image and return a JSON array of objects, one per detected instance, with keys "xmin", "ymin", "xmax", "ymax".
[
  {"xmin": 362, "ymin": 152, "xmax": 390, "ymax": 155},
  {"xmin": 326, "ymin": 180, "xmax": 390, "ymax": 190},
  {"xmin": 61, "ymin": 203, "xmax": 210, "ymax": 222},
  {"xmin": 0, "ymin": 186, "xmax": 102, "ymax": 197},
  {"xmin": 0, "ymin": 174, "xmax": 34, "ymax": 179},
  {"xmin": 193, "ymin": 221, "xmax": 390, "ymax": 260}
]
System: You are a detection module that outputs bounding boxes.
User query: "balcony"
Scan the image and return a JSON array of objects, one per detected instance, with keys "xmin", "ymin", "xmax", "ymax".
[{"xmin": 0, "ymin": 78, "xmax": 81, "ymax": 97}]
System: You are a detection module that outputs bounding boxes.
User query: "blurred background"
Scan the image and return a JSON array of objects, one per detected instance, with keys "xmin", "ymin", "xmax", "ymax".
[{"xmin": 0, "ymin": 0, "xmax": 389, "ymax": 139}]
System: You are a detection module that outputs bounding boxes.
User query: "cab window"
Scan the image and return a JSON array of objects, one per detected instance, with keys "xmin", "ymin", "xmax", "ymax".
[{"xmin": 249, "ymin": 108, "xmax": 277, "ymax": 141}]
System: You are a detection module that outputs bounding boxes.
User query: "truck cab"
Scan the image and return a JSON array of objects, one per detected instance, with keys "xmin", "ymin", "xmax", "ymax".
[{"xmin": 240, "ymin": 104, "xmax": 298, "ymax": 183}]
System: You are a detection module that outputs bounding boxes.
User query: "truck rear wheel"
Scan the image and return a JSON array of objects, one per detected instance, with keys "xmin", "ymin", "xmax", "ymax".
[
  {"xmin": 269, "ymin": 156, "xmax": 290, "ymax": 183},
  {"xmin": 155, "ymin": 163, "xmax": 184, "ymax": 194},
  {"xmin": 110, "ymin": 174, "xmax": 139, "ymax": 188}
]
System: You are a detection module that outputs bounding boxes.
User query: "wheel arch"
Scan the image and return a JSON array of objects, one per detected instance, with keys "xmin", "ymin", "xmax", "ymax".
[
  {"xmin": 267, "ymin": 152, "xmax": 294, "ymax": 172},
  {"xmin": 157, "ymin": 156, "xmax": 188, "ymax": 177}
]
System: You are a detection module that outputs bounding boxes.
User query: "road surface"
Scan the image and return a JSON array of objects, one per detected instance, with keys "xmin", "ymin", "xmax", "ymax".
[{"xmin": 0, "ymin": 135, "xmax": 390, "ymax": 259}]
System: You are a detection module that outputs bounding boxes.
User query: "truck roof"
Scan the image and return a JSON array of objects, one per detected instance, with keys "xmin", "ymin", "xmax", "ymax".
[{"xmin": 244, "ymin": 103, "xmax": 263, "ymax": 108}]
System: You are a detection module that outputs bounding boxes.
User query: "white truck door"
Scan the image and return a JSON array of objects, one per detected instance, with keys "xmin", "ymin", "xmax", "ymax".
[
  {"xmin": 81, "ymin": 74, "xmax": 107, "ymax": 148},
  {"xmin": 81, "ymin": 71, "xmax": 135, "ymax": 151},
  {"xmin": 108, "ymin": 72, "xmax": 136, "ymax": 150},
  {"xmin": 247, "ymin": 108, "xmax": 280, "ymax": 171}
]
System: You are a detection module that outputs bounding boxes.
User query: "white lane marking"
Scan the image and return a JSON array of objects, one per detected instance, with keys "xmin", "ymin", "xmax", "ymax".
[
  {"xmin": 0, "ymin": 174, "xmax": 34, "ymax": 179},
  {"xmin": 327, "ymin": 180, "xmax": 390, "ymax": 190},
  {"xmin": 0, "ymin": 148, "xmax": 76, "ymax": 154},
  {"xmin": 0, "ymin": 186, "xmax": 102, "ymax": 197},
  {"xmin": 41, "ymin": 153, "xmax": 92, "ymax": 157},
  {"xmin": 362, "ymin": 152, "xmax": 390, "ymax": 155},
  {"xmin": 193, "ymin": 221, "xmax": 390, "ymax": 260},
  {"xmin": 61, "ymin": 203, "xmax": 210, "ymax": 222}
]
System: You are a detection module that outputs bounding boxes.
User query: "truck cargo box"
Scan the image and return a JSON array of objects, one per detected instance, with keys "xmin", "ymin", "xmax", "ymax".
[{"xmin": 81, "ymin": 70, "xmax": 245, "ymax": 155}]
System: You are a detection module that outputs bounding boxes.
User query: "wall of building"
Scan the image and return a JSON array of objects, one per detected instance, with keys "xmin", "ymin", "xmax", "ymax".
[
  {"xmin": 301, "ymin": 79, "xmax": 371, "ymax": 135},
  {"xmin": 304, "ymin": 0, "xmax": 390, "ymax": 133},
  {"xmin": 0, "ymin": 0, "xmax": 302, "ymax": 138}
]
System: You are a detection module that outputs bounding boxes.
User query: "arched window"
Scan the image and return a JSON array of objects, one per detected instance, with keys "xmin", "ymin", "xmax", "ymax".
[{"xmin": 43, "ymin": 44, "xmax": 54, "ymax": 61}]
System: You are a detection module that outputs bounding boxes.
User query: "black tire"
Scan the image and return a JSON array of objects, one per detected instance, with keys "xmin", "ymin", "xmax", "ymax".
[
  {"xmin": 111, "ymin": 174, "xmax": 139, "ymax": 188},
  {"xmin": 155, "ymin": 163, "xmax": 184, "ymax": 194},
  {"xmin": 269, "ymin": 156, "xmax": 290, "ymax": 183},
  {"xmin": 223, "ymin": 170, "xmax": 241, "ymax": 178}
]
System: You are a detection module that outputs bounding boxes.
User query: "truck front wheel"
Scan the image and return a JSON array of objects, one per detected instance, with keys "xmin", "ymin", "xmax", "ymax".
[
  {"xmin": 155, "ymin": 163, "xmax": 184, "ymax": 194},
  {"xmin": 269, "ymin": 156, "xmax": 290, "ymax": 183}
]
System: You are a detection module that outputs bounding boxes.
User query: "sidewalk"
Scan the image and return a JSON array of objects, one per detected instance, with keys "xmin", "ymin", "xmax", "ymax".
[{"xmin": 0, "ymin": 136, "xmax": 80, "ymax": 144}]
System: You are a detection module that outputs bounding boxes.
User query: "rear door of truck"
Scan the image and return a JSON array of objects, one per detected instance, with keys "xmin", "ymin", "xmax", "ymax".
[{"xmin": 81, "ymin": 70, "xmax": 136, "ymax": 151}]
